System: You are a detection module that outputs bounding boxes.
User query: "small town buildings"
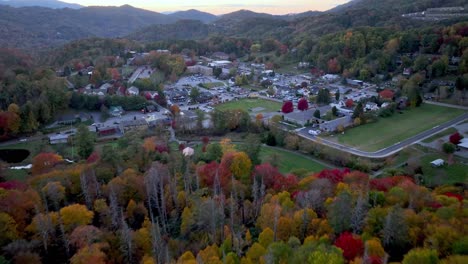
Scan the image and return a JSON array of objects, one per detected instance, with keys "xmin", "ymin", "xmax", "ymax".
[
  {"xmin": 208, "ymin": 60, "xmax": 232, "ymax": 68},
  {"xmin": 119, "ymin": 119, "xmax": 148, "ymax": 133},
  {"xmin": 186, "ymin": 65, "xmax": 213, "ymax": 76}
]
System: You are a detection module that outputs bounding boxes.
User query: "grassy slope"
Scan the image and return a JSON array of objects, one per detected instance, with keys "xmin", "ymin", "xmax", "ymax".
[{"xmin": 259, "ymin": 146, "xmax": 328, "ymax": 174}]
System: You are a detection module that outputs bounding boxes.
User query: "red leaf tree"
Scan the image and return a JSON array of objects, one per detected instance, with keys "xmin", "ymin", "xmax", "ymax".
[
  {"xmin": 31, "ymin": 152, "xmax": 63, "ymax": 175},
  {"xmin": 334, "ymin": 232, "xmax": 364, "ymax": 261},
  {"xmin": 379, "ymin": 89, "xmax": 395, "ymax": 100},
  {"xmin": 316, "ymin": 168, "xmax": 350, "ymax": 184},
  {"xmin": 252, "ymin": 163, "xmax": 283, "ymax": 189},
  {"xmin": 281, "ymin": 101, "xmax": 294, "ymax": 114},
  {"xmin": 297, "ymin": 98, "xmax": 309, "ymax": 111},
  {"xmin": 449, "ymin": 132, "xmax": 462, "ymax": 145},
  {"xmin": 345, "ymin": 99, "xmax": 354, "ymax": 108}
]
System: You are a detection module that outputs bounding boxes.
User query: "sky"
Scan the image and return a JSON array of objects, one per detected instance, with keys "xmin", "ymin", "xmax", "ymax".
[{"xmin": 60, "ymin": 0, "xmax": 351, "ymax": 15}]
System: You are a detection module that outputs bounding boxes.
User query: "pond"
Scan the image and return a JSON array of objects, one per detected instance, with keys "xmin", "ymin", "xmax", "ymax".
[{"xmin": 0, "ymin": 149, "xmax": 30, "ymax": 163}]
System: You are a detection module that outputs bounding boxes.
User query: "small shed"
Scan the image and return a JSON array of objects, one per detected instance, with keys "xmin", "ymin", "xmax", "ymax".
[{"xmin": 430, "ymin": 159, "xmax": 445, "ymax": 167}]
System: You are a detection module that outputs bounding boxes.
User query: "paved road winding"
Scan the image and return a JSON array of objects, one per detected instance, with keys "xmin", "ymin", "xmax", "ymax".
[{"xmin": 297, "ymin": 112, "xmax": 468, "ymax": 159}]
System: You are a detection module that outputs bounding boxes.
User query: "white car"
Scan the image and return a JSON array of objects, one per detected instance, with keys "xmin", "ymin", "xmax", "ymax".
[{"xmin": 308, "ymin": 130, "xmax": 320, "ymax": 136}]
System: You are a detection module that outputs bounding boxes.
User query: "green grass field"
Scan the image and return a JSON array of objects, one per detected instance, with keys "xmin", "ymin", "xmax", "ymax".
[
  {"xmin": 216, "ymin": 98, "xmax": 282, "ymax": 113},
  {"xmin": 259, "ymin": 146, "xmax": 328, "ymax": 174},
  {"xmin": 330, "ymin": 104, "xmax": 465, "ymax": 151},
  {"xmin": 420, "ymin": 154, "xmax": 468, "ymax": 186}
]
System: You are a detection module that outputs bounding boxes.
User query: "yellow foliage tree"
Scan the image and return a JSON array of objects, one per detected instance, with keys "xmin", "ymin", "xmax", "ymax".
[
  {"xmin": 258, "ymin": 228, "xmax": 274, "ymax": 248},
  {"xmin": 365, "ymin": 238, "xmax": 386, "ymax": 257},
  {"xmin": 220, "ymin": 138, "xmax": 236, "ymax": 154},
  {"xmin": 246, "ymin": 242, "xmax": 266, "ymax": 264},
  {"xmin": 177, "ymin": 251, "xmax": 197, "ymax": 264},
  {"xmin": 59, "ymin": 204, "xmax": 94, "ymax": 232},
  {"xmin": 70, "ymin": 243, "xmax": 107, "ymax": 264},
  {"xmin": 197, "ymin": 244, "xmax": 221, "ymax": 264},
  {"xmin": 0, "ymin": 212, "xmax": 18, "ymax": 246},
  {"xmin": 230, "ymin": 152, "xmax": 252, "ymax": 183}
]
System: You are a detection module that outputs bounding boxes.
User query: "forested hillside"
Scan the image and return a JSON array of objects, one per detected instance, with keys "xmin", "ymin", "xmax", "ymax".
[
  {"xmin": 0, "ymin": 5, "xmax": 177, "ymax": 48},
  {"xmin": 0, "ymin": 134, "xmax": 465, "ymax": 263}
]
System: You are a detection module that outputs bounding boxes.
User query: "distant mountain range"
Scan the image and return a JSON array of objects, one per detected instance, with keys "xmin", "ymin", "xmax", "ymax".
[
  {"xmin": 0, "ymin": 0, "xmax": 467, "ymax": 49},
  {"xmin": 0, "ymin": 0, "xmax": 82, "ymax": 9}
]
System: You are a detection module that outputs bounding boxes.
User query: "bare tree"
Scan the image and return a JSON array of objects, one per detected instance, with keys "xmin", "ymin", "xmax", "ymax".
[
  {"xmin": 80, "ymin": 168, "xmax": 101, "ymax": 209},
  {"xmin": 351, "ymin": 193, "xmax": 369, "ymax": 234},
  {"xmin": 120, "ymin": 214, "xmax": 133, "ymax": 263}
]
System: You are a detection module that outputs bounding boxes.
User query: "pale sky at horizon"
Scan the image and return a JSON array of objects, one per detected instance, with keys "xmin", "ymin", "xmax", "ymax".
[{"xmin": 59, "ymin": 0, "xmax": 351, "ymax": 15}]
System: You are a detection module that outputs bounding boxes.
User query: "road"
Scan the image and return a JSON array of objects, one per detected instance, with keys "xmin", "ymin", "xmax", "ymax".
[{"xmin": 297, "ymin": 112, "xmax": 468, "ymax": 159}]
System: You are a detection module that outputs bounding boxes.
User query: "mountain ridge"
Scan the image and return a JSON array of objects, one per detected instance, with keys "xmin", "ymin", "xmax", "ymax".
[{"xmin": 0, "ymin": 0, "xmax": 82, "ymax": 9}]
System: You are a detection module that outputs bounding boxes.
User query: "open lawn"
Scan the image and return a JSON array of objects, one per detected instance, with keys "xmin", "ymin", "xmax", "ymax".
[
  {"xmin": 216, "ymin": 98, "xmax": 282, "ymax": 113},
  {"xmin": 259, "ymin": 146, "xmax": 328, "ymax": 175},
  {"xmin": 330, "ymin": 104, "xmax": 465, "ymax": 151},
  {"xmin": 420, "ymin": 154, "xmax": 468, "ymax": 186}
]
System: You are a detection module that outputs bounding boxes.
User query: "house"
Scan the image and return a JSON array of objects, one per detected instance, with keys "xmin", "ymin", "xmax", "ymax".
[
  {"xmin": 403, "ymin": 68, "xmax": 412, "ymax": 76},
  {"xmin": 346, "ymin": 79, "xmax": 364, "ymax": 86},
  {"xmin": 109, "ymin": 106, "xmax": 124, "ymax": 117},
  {"xmin": 48, "ymin": 134, "xmax": 70, "ymax": 145},
  {"xmin": 430, "ymin": 159, "xmax": 445, "ymax": 167},
  {"xmin": 298, "ymin": 62, "xmax": 310, "ymax": 68},
  {"xmin": 365, "ymin": 102, "xmax": 379, "ymax": 112},
  {"xmin": 458, "ymin": 138, "xmax": 468, "ymax": 150},
  {"xmin": 322, "ymin": 74, "xmax": 340, "ymax": 82},
  {"xmin": 127, "ymin": 86, "xmax": 140, "ymax": 96},
  {"xmin": 212, "ymin": 52, "xmax": 229, "ymax": 60}
]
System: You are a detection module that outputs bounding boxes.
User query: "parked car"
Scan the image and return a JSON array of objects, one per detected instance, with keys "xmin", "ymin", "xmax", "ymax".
[{"xmin": 308, "ymin": 130, "xmax": 321, "ymax": 136}]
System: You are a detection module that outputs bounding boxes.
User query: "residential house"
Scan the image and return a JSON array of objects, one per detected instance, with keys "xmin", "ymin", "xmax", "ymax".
[
  {"xmin": 365, "ymin": 102, "xmax": 379, "ymax": 112},
  {"xmin": 127, "ymin": 86, "xmax": 140, "ymax": 96},
  {"xmin": 403, "ymin": 68, "xmax": 412, "ymax": 76},
  {"xmin": 298, "ymin": 62, "xmax": 310, "ymax": 68}
]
